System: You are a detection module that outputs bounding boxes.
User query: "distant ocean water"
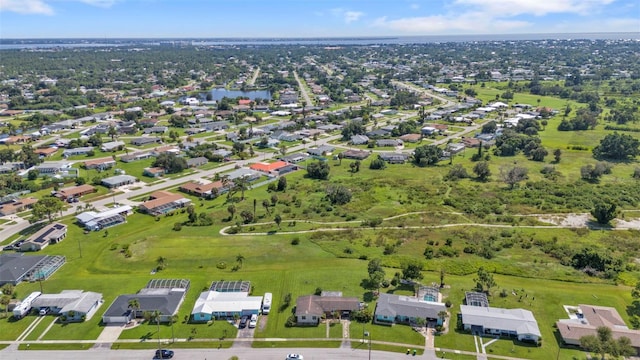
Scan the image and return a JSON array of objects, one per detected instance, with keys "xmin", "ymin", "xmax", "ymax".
[{"xmin": 1, "ymin": 32, "xmax": 638, "ymax": 49}]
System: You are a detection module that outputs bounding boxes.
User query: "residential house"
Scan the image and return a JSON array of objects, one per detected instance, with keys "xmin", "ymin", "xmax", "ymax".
[
  {"xmin": 250, "ymin": 161, "xmax": 290, "ymax": 176},
  {"xmin": 186, "ymin": 157, "xmax": 208, "ymax": 168},
  {"xmin": 76, "ymin": 205, "xmax": 132, "ymax": 231},
  {"xmin": 101, "ymin": 175, "xmax": 137, "ymax": 188},
  {"xmin": 19, "ymin": 223, "xmax": 67, "ymax": 252},
  {"xmin": 0, "ymin": 198, "xmax": 38, "ymax": 216},
  {"xmin": 224, "ymin": 168, "xmax": 262, "ymax": 182},
  {"xmin": 459, "ymin": 305, "xmax": 541, "ymax": 343},
  {"xmin": 35, "ymin": 161, "xmax": 73, "ymax": 176},
  {"xmin": 151, "ymin": 145, "xmax": 180, "ymax": 156},
  {"xmin": 378, "ymin": 153, "xmax": 410, "ymax": 164},
  {"xmin": 130, "ymin": 137, "xmax": 162, "ymax": 146},
  {"xmin": 307, "ymin": 145, "xmax": 334, "ymax": 157},
  {"xmin": 421, "ymin": 127, "xmax": 438, "ymax": 136},
  {"xmin": 376, "ymin": 139, "xmax": 403, "ymax": 147},
  {"xmin": 83, "ymin": 157, "xmax": 116, "ymax": 170},
  {"xmin": 0, "ymin": 253, "xmax": 65, "ymax": 286},
  {"xmin": 55, "ymin": 184, "xmax": 96, "ymax": 201},
  {"xmin": 341, "ymin": 150, "xmax": 370, "ymax": 160},
  {"xmin": 280, "ymin": 153, "xmax": 309, "ymax": 163},
  {"xmin": 351, "ymin": 135, "xmax": 370, "ymax": 145},
  {"xmin": 102, "ymin": 279, "xmax": 190, "ymax": 324},
  {"xmin": 62, "ymin": 147, "xmax": 94, "ymax": 157},
  {"xmin": 139, "ymin": 191, "xmax": 191, "ymax": 216},
  {"xmin": 120, "ymin": 152, "xmax": 152, "ymax": 163},
  {"xmin": 399, "ymin": 134, "xmax": 422, "ymax": 143},
  {"xmin": 143, "ymin": 167, "xmax": 165, "ymax": 178},
  {"xmin": 374, "ymin": 293, "xmax": 446, "ymax": 325},
  {"xmin": 34, "ymin": 147, "xmax": 58, "ymax": 158},
  {"xmin": 366, "ymin": 129, "xmax": 391, "ymax": 138},
  {"xmin": 447, "ymin": 143, "xmax": 466, "ymax": 155},
  {"xmin": 201, "ymin": 121, "xmax": 230, "ymax": 131},
  {"xmin": 31, "ymin": 290, "xmax": 103, "ymax": 322},
  {"xmin": 180, "ymin": 181, "xmax": 227, "ymax": 199},
  {"xmin": 191, "ymin": 281, "xmax": 261, "ymax": 322},
  {"xmin": 143, "ymin": 126, "xmax": 168, "ymax": 134},
  {"xmin": 556, "ymin": 304, "xmax": 640, "ymax": 355},
  {"xmin": 461, "ymin": 138, "xmax": 481, "ymax": 148},
  {"xmin": 101, "ymin": 141, "xmax": 125, "ymax": 152},
  {"xmin": 295, "ymin": 292, "xmax": 360, "ymax": 325}
]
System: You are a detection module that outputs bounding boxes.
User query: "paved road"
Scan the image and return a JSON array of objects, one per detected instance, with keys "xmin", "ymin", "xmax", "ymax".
[
  {"xmin": 0, "ymin": 346, "xmax": 436, "ymax": 360},
  {"xmin": 293, "ymin": 71, "xmax": 313, "ymax": 107}
]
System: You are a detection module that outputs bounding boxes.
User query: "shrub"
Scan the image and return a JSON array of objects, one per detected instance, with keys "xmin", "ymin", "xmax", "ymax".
[
  {"xmin": 291, "ymin": 237, "xmax": 300, "ymax": 245},
  {"xmin": 173, "ymin": 222, "xmax": 182, "ymax": 231},
  {"xmin": 285, "ymin": 315, "xmax": 297, "ymax": 327}
]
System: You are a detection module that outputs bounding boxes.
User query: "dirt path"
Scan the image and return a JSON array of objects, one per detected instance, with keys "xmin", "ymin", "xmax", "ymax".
[{"xmin": 220, "ymin": 211, "xmax": 640, "ymax": 236}]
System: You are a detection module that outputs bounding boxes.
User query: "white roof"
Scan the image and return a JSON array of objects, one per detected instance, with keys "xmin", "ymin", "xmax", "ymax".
[
  {"xmin": 460, "ymin": 305, "xmax": 541, "ymax": 337},
  {"xmin": 191, "ymin": 291, "xmax": 263, "ymax": 314},
  {"xmin": 76, "ymin": 205, "xmax": 132, "ymax": 223}
]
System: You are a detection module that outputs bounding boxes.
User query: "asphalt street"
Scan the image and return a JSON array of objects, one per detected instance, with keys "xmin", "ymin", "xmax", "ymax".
[{"xmin": 1, "ymin": 347, "xmax": 436, "ymax": 360}]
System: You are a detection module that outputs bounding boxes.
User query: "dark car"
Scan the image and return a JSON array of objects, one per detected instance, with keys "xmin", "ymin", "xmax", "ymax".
[
  {"xmin": 239, "ymin": 315, "xmax": 249, "ymax": 328},
  {"xmin": 154, "ymin": 349, "xmax": 174, "ymax": 359}
]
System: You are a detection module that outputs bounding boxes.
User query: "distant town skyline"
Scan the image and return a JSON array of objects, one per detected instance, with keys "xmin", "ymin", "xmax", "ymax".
[{"xmin": 1, "ymin": 0, "xmax": 639, "ymax": 39}]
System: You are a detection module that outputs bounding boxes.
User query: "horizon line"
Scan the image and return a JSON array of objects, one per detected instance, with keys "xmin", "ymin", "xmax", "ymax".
[{"xmin": 2, "ymin": 31, "xmax": 640, "ymax": 41}]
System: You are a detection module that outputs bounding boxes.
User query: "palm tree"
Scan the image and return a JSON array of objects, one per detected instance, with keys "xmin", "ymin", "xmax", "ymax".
[
  {"xmin": 156, "ymin": 256, "xmax": 167, "ymax": 271},
  {"xmin": 236, "ymin": 254, "xmax": 245, "ymax": 268},
  {"xmin": 262, "ymin": 199, "xmax": 271, "ymax": 215},
  {"xmin": 0, "ymin": 295, "xmax": 10, "ymax": 317},
  {"xmin": 128, "ymin": 298, "xmax": 141, "ymax": 319},
  {"xmin": 227, "ymin": 204, "xmax": 236, "ymax": 220},
  {"xmin": 437, "ymin": 310, "xmax": 449, "ymax": 325}
]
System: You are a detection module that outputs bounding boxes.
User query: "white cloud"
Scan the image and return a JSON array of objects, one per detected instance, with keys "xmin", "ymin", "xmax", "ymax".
[
  {"xmin": 372, "ymin": 0, "xmax": 620, "ymax": 34},
  {"xmin": 373, "ymin": 11, "xmax": 531, "ymax": 34},
  {"xmin": 454, "ymin": 0, "xmax": 616, "ymax": 16},
  {"xmin": 0, "ymin": 0, "xmax": 54, "ymax": 15},
  {"xmin": 0, "ymin": 0, "xmax": 117, "ymax": 14},
  {"xmin": 331, "ymin": 8, "xmax": 364, "ymax": 24},
  {"xmin": 77, "ymin": 0, "xmax": 118, "ymax": 8},
  {"xmin": 344, "ymin": 10, "xmax": 364, "ymax": 23}
]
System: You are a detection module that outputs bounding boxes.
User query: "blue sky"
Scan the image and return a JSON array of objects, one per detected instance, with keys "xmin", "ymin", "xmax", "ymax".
[{"xmin": 1, "ymin": 0, "xmax": 638, "ymax": 38}]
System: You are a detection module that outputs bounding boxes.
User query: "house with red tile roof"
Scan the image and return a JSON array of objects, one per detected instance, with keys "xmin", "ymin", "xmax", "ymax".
[{"xmin": 249, "ymin": 161, "xmax": 290, "ymax": 176}]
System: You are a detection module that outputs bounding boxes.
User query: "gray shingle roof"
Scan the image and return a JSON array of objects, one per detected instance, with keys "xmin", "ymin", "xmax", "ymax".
[{"xmin": 375, "ymin": 293, "xmax": 446, "ymax": 320}]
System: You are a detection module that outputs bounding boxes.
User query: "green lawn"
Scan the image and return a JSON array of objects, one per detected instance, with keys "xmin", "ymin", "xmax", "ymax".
[
  {"xmin": 112, "ymin": 340, "xmax": 233, "ymax": 349},
  {"xmin": 18, "ymin": 343, "xmax": 93, "ymax": 350},
  {"xmin": 0, "ymin": 315, "xmax": 37, "ymax": 340},
  {"xmin": 352, "ymin": 343, "xmax": 425, "ymax": 355},
  {"xmin": 349, "ymin": 322, "xmax": 426, "ymax": 346},
  {"xmin": 252, "ymin": 340, "xmax": 341, "ymax": 348},
  {"xmin": 118, "ymin": 319, "xmax": 237, "ymax": 341}
]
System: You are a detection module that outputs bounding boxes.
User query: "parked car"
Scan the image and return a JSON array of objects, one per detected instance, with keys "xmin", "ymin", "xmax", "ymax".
[
  {"xmin": 154, "ymin": 349, "xmax": 174, "ymax": 359},
  {"xmin": 286, "ymin": 354, "xmax": 304, "ymax": 360},
  {"xmin": 249, "ymin": 314, "xmax": 257, "ymax": 328},
  {"xmin": 239, "ymin": 315, "xmax": 249, "ymax": 328}
]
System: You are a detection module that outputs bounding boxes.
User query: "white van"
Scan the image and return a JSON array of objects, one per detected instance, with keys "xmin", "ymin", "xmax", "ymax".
[{"xmin": 262, "ymin": 292, "xmax": 272, "ymax": 315}]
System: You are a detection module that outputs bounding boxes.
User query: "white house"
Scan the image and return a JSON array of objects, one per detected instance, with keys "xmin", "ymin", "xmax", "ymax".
[{"xmin": 460, "ymin": 305, "xmax": 541, "ymax": 342}]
